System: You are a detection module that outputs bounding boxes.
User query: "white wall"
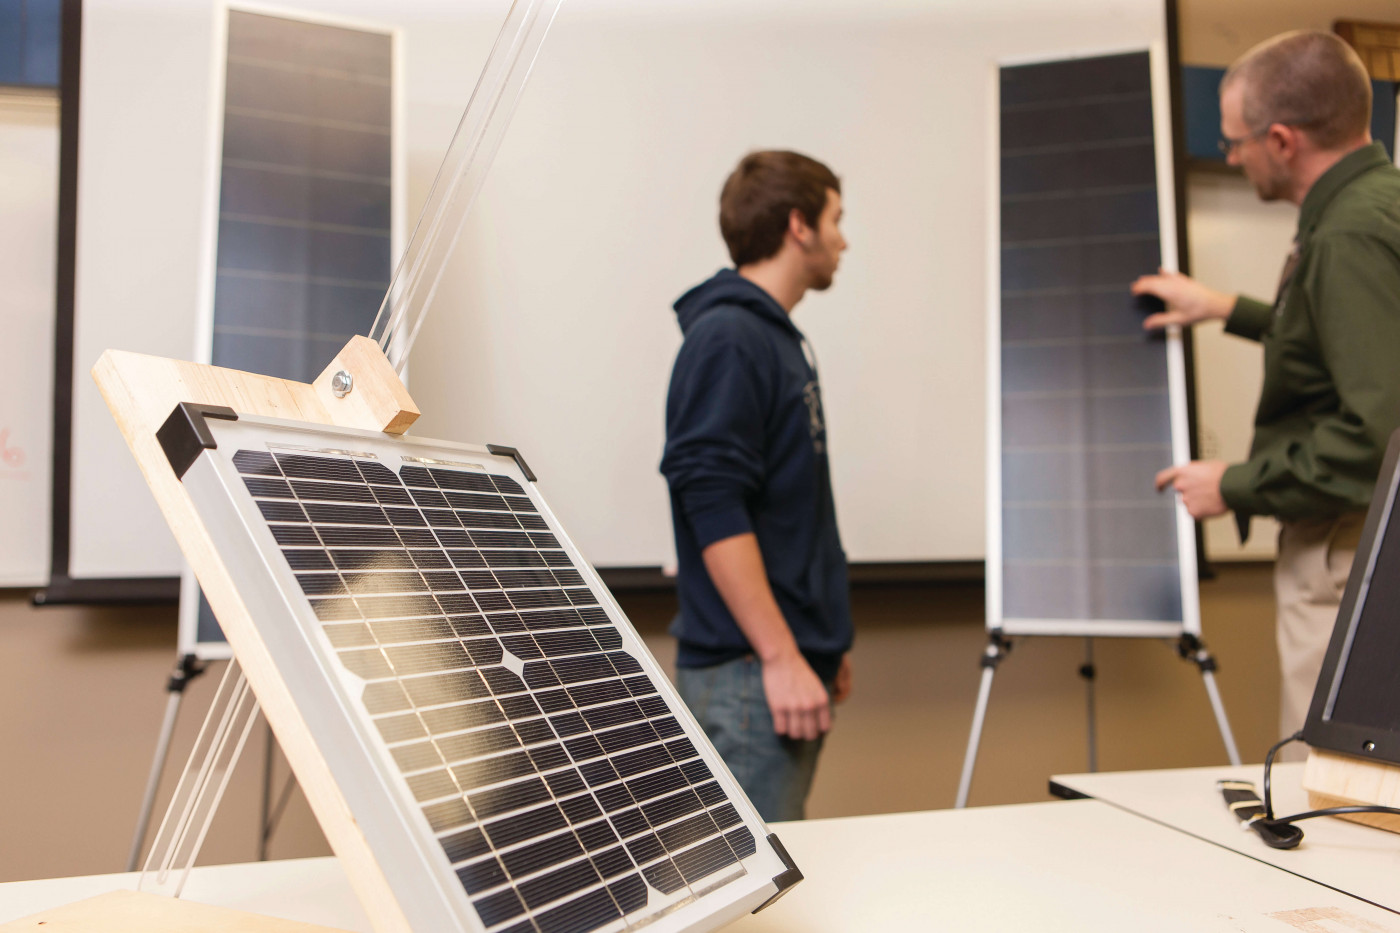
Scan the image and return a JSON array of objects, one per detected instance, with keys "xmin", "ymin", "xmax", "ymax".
[
  {"xmin": 69, "ymin": 0, "xmax": 1168, "ymax": 577},
  {"xmin": 0, "ymin": 91, "xmax": 59, "ymax": 586}
]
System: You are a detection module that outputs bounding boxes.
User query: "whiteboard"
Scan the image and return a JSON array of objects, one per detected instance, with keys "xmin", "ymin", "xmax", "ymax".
[
  {"xmin": 67, "ymin": 0, "xmax": 1168, "ymax": 582},
  {"xmin": 0, "ymin": 91, "xmax": 58, "ymax": 587},
  {"xmin": 406, "ymin": 0, "xmax": 1169, "ymax": 566}
]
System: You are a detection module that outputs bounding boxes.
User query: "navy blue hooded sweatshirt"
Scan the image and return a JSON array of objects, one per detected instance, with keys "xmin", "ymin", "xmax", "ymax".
[{"xmin": 660, "ymin": 269, "xmax": 852, "ymax": 682}]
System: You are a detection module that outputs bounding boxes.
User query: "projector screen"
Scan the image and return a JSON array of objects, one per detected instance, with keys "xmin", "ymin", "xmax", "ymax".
[{"xmin": 60, "ymin": 0, "xmax": 1168, "ymax": 590}]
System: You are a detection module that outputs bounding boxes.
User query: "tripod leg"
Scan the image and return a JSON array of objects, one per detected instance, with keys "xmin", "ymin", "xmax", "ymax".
[
  {"xmin": 1081, "ymin": 638, "xmax": 1097, "ymax": 773},
  {"xmin": 263, "ymin": 771, "xmax": 301, "ymax": 857},
  {"xmin": 256, "ymin": 723, "xmax": 301, "ymax": 860},
  {"xmin": 1176, "ymin": 634, "xmax": 1242, "ymax": 767},
  {"xmin": 955, "ymin": 666, "xmax": 996, "ymax": 808},
  {"xmin": 1200, "ymin": 668, "xmax": 1242, "ymax": 766},
  {"xmin": 956, "ymin": 634, "xmax": 1011, "ymax": 809}
]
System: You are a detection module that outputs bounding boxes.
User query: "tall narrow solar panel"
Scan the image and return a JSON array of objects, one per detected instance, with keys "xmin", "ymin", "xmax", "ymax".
[
  {"xmin": 183, "ymin": 8, "xmax": 399, "ymax": 656},
  {"xmin": 164, "ymin": 409, "xmax": 799, "ymax": 933},
  {"xmin": 989, "ymin": 48, "xmax": 1199, "ymax": 638},
  {"xmin": 213, "ymin": 10, "xmax": 393, "ymax": 376}
]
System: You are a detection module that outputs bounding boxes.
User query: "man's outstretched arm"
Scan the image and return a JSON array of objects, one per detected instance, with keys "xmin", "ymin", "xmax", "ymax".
[
  {"xmin": 1132, "ymin": 268, "xmax": 1238, "ymax": 330},
  {"xmin": 701, "ymin": 532, "xmax": 834, "ymax": 741}
]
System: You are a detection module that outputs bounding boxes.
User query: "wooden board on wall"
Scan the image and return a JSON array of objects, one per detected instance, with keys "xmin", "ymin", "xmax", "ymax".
[{"xmin": 1336, "ymin": 20, "xmax": 1400, "ymax": 80}]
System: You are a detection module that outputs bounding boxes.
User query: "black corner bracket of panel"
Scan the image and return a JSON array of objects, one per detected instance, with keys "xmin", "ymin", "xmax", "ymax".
[
  {"xmin": 486, "ymin": 444, "xmax": 537, "ymax": 482},
  {"xmin": 981, "ymin": 630, "xmax": 1013, "ymax": 670},
  {"xmin": 1175, "ymin": 632, "xmax": 1219, "ymax": 674},
  {"xmin": 752, "ymin": 832, "xmax": 804, "ymax": 913},
  {"xmin": 157, "ymin": 403, "xmax": 239, "ymax": 480},
  {"xmin": 1048, "ymin": 779, "xmax": 1091, "ymax": 801}
]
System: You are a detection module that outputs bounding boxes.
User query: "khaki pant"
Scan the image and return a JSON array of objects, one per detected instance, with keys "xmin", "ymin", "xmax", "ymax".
[{"xmin": 1273, "ymin": 512, "xmax": 1365, "ymax": 758}]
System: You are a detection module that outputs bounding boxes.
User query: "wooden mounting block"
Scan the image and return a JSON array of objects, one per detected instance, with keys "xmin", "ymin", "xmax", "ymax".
[
  {"xmin": 1303, "ymin": 749, "xmax": 1400, "ymax": 835},
  {"xmin": 311, "ymin": 335, "xmax": 420, "ymax": 436}
]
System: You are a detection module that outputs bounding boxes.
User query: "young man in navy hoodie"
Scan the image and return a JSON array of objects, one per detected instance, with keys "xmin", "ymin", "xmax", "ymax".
[{"xmin": 660, "ymin": 151, "xmax": 853, "ymax": 821}]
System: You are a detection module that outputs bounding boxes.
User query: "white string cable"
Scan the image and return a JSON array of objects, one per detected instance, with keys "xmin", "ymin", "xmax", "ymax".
[{"xmin": 369, "ymin": 0, "xmax": 564, "ymax": 375}]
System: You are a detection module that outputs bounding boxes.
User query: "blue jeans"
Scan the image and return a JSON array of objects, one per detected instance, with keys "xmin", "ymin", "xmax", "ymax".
[{"xmin": 674, "ymin": 656, "xmax": 825, "ymax": 823}]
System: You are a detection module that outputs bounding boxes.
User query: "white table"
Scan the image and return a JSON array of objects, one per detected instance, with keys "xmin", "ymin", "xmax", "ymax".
[
  {"xmin": 1052, "ymin": 763, "xmax": 1400, "ymax": 915},
  {"xmin": 733, "ymin": 798, "xmax": 1400, "ymax": 932},
  {"xmin": 0, "ymin": 859, "xmax": 371, "ymax": 931},
  {"xmin": 4, "ymin": 798, "xmax": 1399, "ymax": 932}
]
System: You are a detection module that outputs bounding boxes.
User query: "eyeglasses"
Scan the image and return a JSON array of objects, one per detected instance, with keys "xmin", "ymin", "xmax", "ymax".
[{"xmin": 1217, "ymin": 127, "xmax": 1269, "ymax": 156}]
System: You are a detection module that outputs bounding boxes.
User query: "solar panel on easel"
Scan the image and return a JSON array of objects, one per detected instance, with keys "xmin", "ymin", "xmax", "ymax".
[{"xmin": 997, "ymin": 51, "xmax": 1187, "ymax": 632}]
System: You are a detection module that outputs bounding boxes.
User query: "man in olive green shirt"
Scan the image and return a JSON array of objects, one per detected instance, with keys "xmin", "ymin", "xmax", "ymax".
[{"xmin": 1133, "ymin": 31, "xmax": 1400, "ymax": 746}]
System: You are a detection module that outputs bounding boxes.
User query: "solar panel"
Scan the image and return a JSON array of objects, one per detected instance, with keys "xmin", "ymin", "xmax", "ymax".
[
  {"xmin": 212, "ymin": 9, "xmax": 394, "ymax": 379},
  {"xmin": 160, "ymin": 405, "xmax": 799, "ymax": 933},
  {"xmin": 990, "ymin": 48, "xmax": 1199, "ymax": 637}
]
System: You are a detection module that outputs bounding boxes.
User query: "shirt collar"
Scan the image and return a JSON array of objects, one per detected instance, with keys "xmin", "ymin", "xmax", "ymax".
[{"xmin": 1298, "ymin": 142, "xmax": 1391, "ymax": 239}]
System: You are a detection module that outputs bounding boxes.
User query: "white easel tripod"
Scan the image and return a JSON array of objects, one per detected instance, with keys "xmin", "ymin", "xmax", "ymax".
[{"xmin": 954, "ymin": 627, "xmax": 1242, "ymax": 809}]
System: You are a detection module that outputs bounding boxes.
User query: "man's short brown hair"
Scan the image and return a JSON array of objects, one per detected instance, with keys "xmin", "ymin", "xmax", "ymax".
[
  {"xmin": 1222, "ymin": 31, "xmax": 1372, "ymax": 150},
  {"xmin": 719, "ymin": 151, "xmax": 840, "ymax": 267}
]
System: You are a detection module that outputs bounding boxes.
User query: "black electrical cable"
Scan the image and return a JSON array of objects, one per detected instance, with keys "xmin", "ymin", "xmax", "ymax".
[
  {"xmin": 1260, "ymin": 730, "xmax": 1300, "ymax": 820},
  {"xmin": 1220, "ymin": 732, "xmax": 1400, "ymax": 849}
]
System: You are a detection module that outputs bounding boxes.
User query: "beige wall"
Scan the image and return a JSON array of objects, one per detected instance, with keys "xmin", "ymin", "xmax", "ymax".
[
  {"xmin": 0, "ymin": 595, "xmax": 329, "ymax": 882},
  {"xmin": 0, "ymin": 569, "xmax": 1280, "ymax": 884}
]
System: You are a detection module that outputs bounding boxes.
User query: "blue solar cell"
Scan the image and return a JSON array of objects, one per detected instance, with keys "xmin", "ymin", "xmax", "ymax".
[{"xmin": 229, "ymin": 447, "xmax": 754, "ymax": 932}]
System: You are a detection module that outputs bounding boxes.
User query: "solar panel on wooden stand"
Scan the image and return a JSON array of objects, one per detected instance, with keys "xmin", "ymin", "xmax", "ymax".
[
  {"xmin": 106, "ymin": 1, "xmax": 799, "ymax": 926},
  {"xmin": 165, "ymin": 410, "xmax": 798, "ymax": 933}
]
